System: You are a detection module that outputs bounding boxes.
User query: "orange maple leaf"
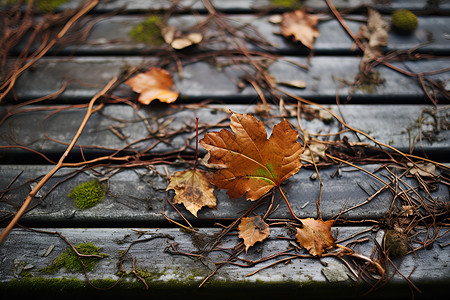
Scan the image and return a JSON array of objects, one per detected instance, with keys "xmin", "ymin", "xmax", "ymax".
[
  {"xmin": 238, "ymin": 215, "xmax": 270, "ymax": 252},
  {"xmin": 295, "ymin": 218, "xmax": 336, "ymax": 257},
  {"xmin": 125, "ymin": 67, "xmax": 179, "ymax": 105},
  {"xmin": 166, "ymin": 168, "xmax": 216, "ymax": 217},
  {"xmin": 199, "ymin": 111, "xmax": 303, "ymax": 201},
  {"xmin": 281, "ymin": 9, "xmax": 320, "ymax": 50}
]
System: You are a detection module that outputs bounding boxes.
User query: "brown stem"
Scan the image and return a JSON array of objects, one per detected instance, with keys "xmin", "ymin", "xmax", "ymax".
[{"xmin": 278, "ymin": 186, "xmax": 303, "ymax": 225}]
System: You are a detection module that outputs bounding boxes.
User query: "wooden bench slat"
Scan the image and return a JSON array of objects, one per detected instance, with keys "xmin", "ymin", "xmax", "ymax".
[
  {"xmin": 0, "ymin": 227, "xmax": 448, "ymax": 295},
  {"xmin": 26, "ymin": 0, "xmax": 450, "ymax": 14},
  {"xmin": 0, "ymin": 161, "xmax": 448, "ymax": 225},
  {"xmin": 0, "ymin": 104, "xmax": 448, "ymax": 162},
  {"xmin": 13, "ymin": 15, "xmax": 450, "ymax": 56},
  {"xmin": 9, "ymin": 56, "xmax": 450, "ymax": 103}
]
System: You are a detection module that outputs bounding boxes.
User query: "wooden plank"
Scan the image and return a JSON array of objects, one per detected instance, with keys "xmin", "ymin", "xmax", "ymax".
[
  {"xmin": 0, "ymin": 104, "xmax": 448, "ymax": 161},
  {"xmin": 0, "ymin": 161, "xmax": 448, "ymax": 225},
  {"xmin": 0, "ymin": 227, "xmax": 448, "ymax": 297},
  {"xmin": 13, "ymin": 15, "xmax": 450, "ymax": 56},
  {"xmin": 8, "ymin": 56, "xmax": 450, "ymax": 103},
  {"xmin": 22, "ymin": 0, "xmax": 450, "ymax": 14}
]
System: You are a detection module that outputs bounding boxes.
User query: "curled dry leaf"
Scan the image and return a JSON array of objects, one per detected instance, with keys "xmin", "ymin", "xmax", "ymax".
[
  {"xmin": 238, "ymin": 215, "xmax": 270, "ymax": 252},
  {"xmin": 281, "ymin": 9, "xmax": 320, "ymax": 50},
  {"xmin": 357, "ymin": 8, "xmax": 389, "ymax": 70},
  {"xmin": 161, "ymin": 25, "xmax": 203, "ymax": 49},
  {"xmin": 277, "ymin": 80, "xmax": 307, "ymax": 89},
  {"xmin": 166, "ymin": 168, "xmax": 216, "ymax": 217},
  {"xmin": 295, "ymin": 218, "xmax": 336, "ymax": 257},
  {"xmin": 407, "ymin": 162, "xmax": 436, "ymax": 178},
  {"xmin": 199, "ymin": 111, "xmax": 303, "ymax": 201},
  {"xmin": 300, "ymin": 142, "xmax": 328, "ymax": 164},
  {"xmin": 125, "ymin": 67, "xmax": 179, "ymax": 105}
]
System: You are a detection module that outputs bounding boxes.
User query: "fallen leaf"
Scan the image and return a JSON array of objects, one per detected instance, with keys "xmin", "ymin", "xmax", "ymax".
[
  {"xmin": 281, "ymin": 9, "xmax": 320, "ymax": 50},
  {"xmin": 199, "ymin": 111, "xmax": 303, "ymax": 201},
  {"xmin": 268, "ymin": 14, "xmax": 283, "ymax": 24},
  {"xmin": 238, "ymin": 215, "xmax": 270, "ymax": 252},
  {"xmin": 161, "ymin": 26, "xmax": 177, "ymax": 44},
  {"xmin": 357, "ymin": 8, "xmax": 389, "ymax": 70},
  {"xmin": 401, "ymin": 205, "xmax": 414, "ymax": 217},
  {"xmin": 125, "ymin": 67, "xmax": 179, "ymax": 105},
  {"xmin": 277, "ymin": 80, "xmax": 307, "ymax": 89},
  {"xmin": 166, "ymin": 168, "xmax": 216, "ymax": 217},
  {"xmin": 319, "ymin": 110, "xmax": 334, "ymax": 123},
  {"xmin": 295, "ymin": 218, "xmax": 336, "ymax": 257},
  {"xmin": 300, "ymin": 142, "xmax": 328, "ymax": 164},
  {"xmin": 407, "ymin": 162, "xmax": 436, "ymax": 178},
  {"xmin": 161, "ymin": 25, "xmax": 202, "ymax": 49}
]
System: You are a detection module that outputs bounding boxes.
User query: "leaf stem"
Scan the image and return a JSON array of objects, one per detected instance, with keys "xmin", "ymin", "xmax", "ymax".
[
  {"xmin": 277, "ymin": 186, "xmax": 303, "ymax": 225},
  {"xmin": 194, "ymin": 117, "xmax": 199, "ymax": 170}
]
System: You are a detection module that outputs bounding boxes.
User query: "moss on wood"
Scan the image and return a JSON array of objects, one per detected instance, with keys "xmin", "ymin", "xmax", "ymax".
[
  {"xmin": 1, "ymin": 0, "xmax": 69, "ymax": 12},
  {"xmin": 68, "ymin": 180, "xmax": 105, "ymax": 209},
  {"xmin": 39, "ymin": 242, "xmax": 109, "ymax": 274},
  {"xmin": 129, "ymin": 15, "xmax": 165, "ymax": 45}
]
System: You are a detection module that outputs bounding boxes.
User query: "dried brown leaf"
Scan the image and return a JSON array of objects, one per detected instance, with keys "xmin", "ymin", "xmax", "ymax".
[
  {"xmin": 357, "ymin": 8, "xmax": 390, "ymax": 70},
  {"xmin": 407, "ymin": 162, "xmax": 436, "ymax": 178},
  {"xmin": 161, "ymin": 25, "xmax": 202, "ymax": 49},
  {"xmin": 295, "ymin": 218, "xmax": 336, "ymax": 257},
  {"xmin": 199, "ymin": 111, "xmax": 303, "ymax": 201},
  {"xmin": 166, "ymin": 168, "xmax": 216, "ymax": 217},
  {"xmin": 238, "ymin": 215, "xmax": 270, "ymax": 252},
  {"xmin": 281, "ymin": 9, "xmax": 320, "ymax": 50},
  {"xmin": 277, "ymin": 80, "xmax": 307, "ymax": 89},
  {"xmin": 300, "ymin": 142, "xmax": 328, "ymax": 164},
  {"xmin": 125, "ymin": 67, "xmax": 179, "ymax": 105}
]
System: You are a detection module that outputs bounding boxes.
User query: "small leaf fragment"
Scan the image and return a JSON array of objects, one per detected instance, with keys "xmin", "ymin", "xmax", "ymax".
[
  {"xmin": 161, "ymin": 26, "xmax": 177, "ymax": 44},
  {"xmin": 125, "ymin": 67, "xmax": 179, "ymax": 105},
  {"xmin": 300, "ymin": 142, "xmax": 328, "ymax": 164},
  {"xmin": 161, "ymin": 25, "xmax": 202, "ymax": 49},
  {"xmin": 277, "ymin": 80, "xmax": 307, "ymax": 89},
  {"xmin": 357, "ymin": 8, "xmax": 390, "ymax": 70},
  {"xmin": 407, "ymin": 162, "xmax": 436, "ymax": 178},
  {"xmin": 238, "ymin": 215, "xmax": 270, "ymax": 252},
  {"xmin": 166, "ymin": 168, "xmax": 216, "ymax": 217},
  {"xmin": 281, "ymin": 9, "xmax": 320, "ymax": 50},
  {"xmin": 295, "ymin": 218, "xmax": 336, "ymax": 257}
]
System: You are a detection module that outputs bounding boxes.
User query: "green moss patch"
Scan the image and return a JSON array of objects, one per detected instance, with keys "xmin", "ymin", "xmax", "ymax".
[
  {"xmin": 270, "ymin": 0, "xmax": 303, "ymax": 9},
  {"xmin": 391, "ymin": 9, "xmax": 419, "ymax": 34},
  {"xmin": 129, "ymin": 15, "xmax": 165, "ymax": 45},
  {"xmin": 1, "ymin": 0, "xmax": 69, "ymax": 12},
  {"xmin": 39, "ymin": 242, "xmax": 109, "ymax": 274},
  {"xmin": 68, "ymin": 180, "xmax": 105, "ymax": 209}
]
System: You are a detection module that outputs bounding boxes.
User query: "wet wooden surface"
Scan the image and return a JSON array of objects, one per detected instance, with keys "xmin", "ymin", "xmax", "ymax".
[{"xmin": 0, "ymin": 0, "xmax": 449, "ymax": 298}]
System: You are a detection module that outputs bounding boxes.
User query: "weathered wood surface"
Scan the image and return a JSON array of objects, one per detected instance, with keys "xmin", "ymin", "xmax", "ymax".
[
  {"xmin": 1, "ymin": 227, "xmax": 449, "ymax": 297},
  {"xmin": 7, "ymin": 56, "xmax": 450, "ymax": 103},
  {"xmin": 12, "ymin": 15, "xmax": 450, "ymax": 55},
  {"xmin": 1, "ymin": 104, "xmax": 449, "ymax": 161},
  {"xmin": 9, "ymin": 0, "xmax": 450, "ymax": 13},
  {"xmin": 1, "ymin": 0, "xmax": 449, "ymax": 298},
  {"xmin": 1, "ymin": 162, "xmax": 448, "ymax": 226},
  {"xmin": 0, "ymin": 103, "xmax": 449, "ymax": 166}
]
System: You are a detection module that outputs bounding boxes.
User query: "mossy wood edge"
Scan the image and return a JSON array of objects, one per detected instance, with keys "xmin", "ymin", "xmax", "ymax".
[
  {"xmin": 4, "ymin": 162, "xmax": 449, "ymax": 225},
  {"xmin": 0, "ymin": 227, "xmax": 448, "ymax": 295}
]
